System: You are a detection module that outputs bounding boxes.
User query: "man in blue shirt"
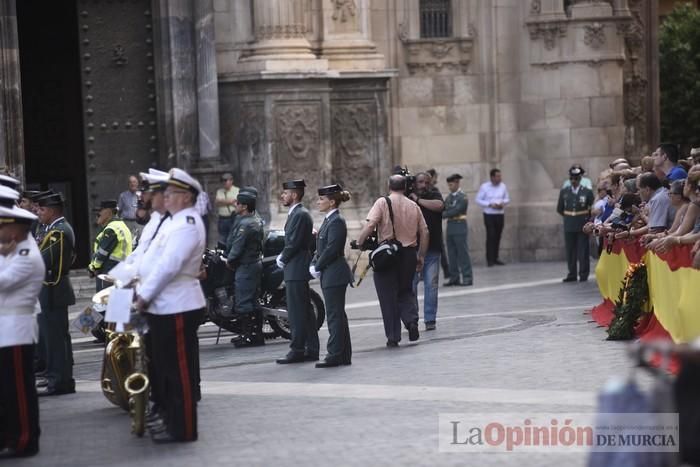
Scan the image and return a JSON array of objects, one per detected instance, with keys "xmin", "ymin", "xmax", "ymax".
[{"xmin": 652, "ymin": 143, "xmax": 687, "ymax": 182}]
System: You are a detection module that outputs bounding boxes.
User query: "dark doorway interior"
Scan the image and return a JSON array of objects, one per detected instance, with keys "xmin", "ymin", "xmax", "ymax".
[{"xmin": 17, "ymin": 0, "xmax": 90, "ymax": 266}]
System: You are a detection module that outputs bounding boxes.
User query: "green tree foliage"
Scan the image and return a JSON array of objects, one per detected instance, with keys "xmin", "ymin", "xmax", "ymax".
[{"xmin": 659, "ymin": 3, "xmax": 700, "ymax": 145}]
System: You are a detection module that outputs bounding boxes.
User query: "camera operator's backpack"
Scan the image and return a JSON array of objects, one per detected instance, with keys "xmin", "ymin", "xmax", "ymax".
[{"xmin": 369, "ymin": 196, "xmax": 403, "ymax": 272}]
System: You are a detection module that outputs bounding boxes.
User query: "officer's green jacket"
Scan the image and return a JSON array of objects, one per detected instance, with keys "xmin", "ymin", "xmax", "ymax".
[
  {"xmin": 88, "ymin": 218, "xmax": 133, "ymax": 273},
  {"xmin": 442, "ymin": 190, "xmax": 468, "ymax": 235},
  {"xmin": 556, "ymin": 185, "xmax": 594, "ymax": 232},
  {"xmin": 226, "ymin": 213, "xmax": 263, "ymax": 265},
  {"xmin": 39, "ymin": 217, "xmax": 76, "ymax": 309}
]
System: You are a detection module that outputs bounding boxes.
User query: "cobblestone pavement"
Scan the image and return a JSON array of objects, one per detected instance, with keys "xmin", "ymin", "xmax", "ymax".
[{"xmin": 9, "ymin": 261, "xmax": 648, "ymax": 467}]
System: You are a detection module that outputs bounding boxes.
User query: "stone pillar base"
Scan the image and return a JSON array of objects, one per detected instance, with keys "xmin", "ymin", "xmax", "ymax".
[
  {"xmin": 321, "ymin": 40, "xmax": 386, "ymax": 71},
  {"xmin": 235, "ymin": 58, "xmax": 329, "ymax": 73}
]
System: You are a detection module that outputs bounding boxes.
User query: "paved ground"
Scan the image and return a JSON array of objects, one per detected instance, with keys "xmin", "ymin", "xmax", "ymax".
[{"xmin": 8, "ymin": 261, "xmax": 649, "ymax": 467}]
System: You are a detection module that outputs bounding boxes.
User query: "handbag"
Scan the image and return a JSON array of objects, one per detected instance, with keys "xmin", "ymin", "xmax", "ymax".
[{"xmin": 369, "ymin": 196, "xmax": 403, "ymax": 272}]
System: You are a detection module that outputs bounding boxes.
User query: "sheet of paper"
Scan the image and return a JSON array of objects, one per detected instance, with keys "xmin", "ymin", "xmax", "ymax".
[{"xmin": 105, "ymin": 288, "xmax": 133, "ymax": 325}]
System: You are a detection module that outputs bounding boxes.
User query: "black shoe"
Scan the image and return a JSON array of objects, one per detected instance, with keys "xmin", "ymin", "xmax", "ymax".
[
  {"xmin": 0, "ymin": 447, "xmax": 39, "ymax": 459},
  {"xmin": 304, "ymin": 353, "xmax": 319, "ymax": 362},
  {"xmin": 443, "ymin": 280, "xmax": 459, "ymax": 287},
  {"xmin": 35, "ymin": 377, "xmax": 49, "ymax": 388},
  {"xmin": 150, "ymin": 429, "xmax": 178, "ymax": 444},
  {"xmin": 487, "ymin": 263, "xmax": 495, "ymax": 267},
  {"xmin": 38, "ymin": 385, "xmax": 76, "ymax": 397},
  {"xmin": 386, "ymin": 340, "xmax": 399, "ymax": 348},
  {"xmin": 232, "ymin": 334, "xmax": 266, "ymax": 348},
  {"xmin": 458, "ymin": 281, "xmax": 473, "ymax": 287},
  {"xmin": 425, "ymin": 321, "xmax": 436, "ymax": 331},
  {"xmin": 276, "ymin": 353, "xmax": 306, "ymax": 364},
  {"xmin": 408, "ymin": 323, "xmax": 420, "ymax": 342},
  {"xmin": 315, "ymin": 358, "xmax": 351, "ymax": 368},
  {"xmin": 579, "ymin": 277, "xmax": 588, "ymax": 282},
  {"xmin": 494, "ymin": 260, "xmax": 505, "ymax": 266},
  {"xmin": 562, "ymin": 277, "xmax": 577, "ymax": 283}
]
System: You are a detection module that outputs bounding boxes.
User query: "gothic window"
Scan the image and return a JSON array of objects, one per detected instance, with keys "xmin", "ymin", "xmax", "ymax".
[{"xmin": 419, "ymin": 0, "xmax": 452, "ymax": 39}]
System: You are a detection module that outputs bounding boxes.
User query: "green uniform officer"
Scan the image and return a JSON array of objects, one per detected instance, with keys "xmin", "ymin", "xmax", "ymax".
[
  {"xmin": 557, "ymin": 165, "xmax": 594, "ymax": 282},
  {"xmin": 35, "ymin": 191, "xmax": 76, "ymax": 396},
  {"xmin": 442, "ymin": 174, "xmax": 473, "ymax": 286},
  {"xmin": 226, "ymin": 188, "xmax": 265, "ymax": 348},
  {"xmin": 88, "ymin": 199, "xmax": 133, "ymax": 291}
]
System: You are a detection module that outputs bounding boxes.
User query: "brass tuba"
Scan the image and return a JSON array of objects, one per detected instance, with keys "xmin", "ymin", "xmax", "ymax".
[
  {"xmin": 101, "ymin": 329, "xmax": 150, "ymax": 436},
  {"xmin": 98, "ymin": 280, "xmax": 150, "ymax": 437}
]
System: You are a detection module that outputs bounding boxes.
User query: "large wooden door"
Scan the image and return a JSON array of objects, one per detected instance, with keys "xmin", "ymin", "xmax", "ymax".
[{"xmin": 76, "ymin": 0, "xmax": 159, "ymax": 211}]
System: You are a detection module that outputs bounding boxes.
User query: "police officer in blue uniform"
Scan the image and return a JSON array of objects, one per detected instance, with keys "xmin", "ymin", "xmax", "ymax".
[
  {"xmin": 226, "ymin": 188, "xmax": 265, "ymax": 348},
  {"xmin": 310, "ymin": 184, "xmax": 353, "ymax": 368},
  {"xmin": 275, "ymin": 179, "xmax": 319, "ymax": 364},
  {"xmin": 0, "ymin": 189, "xmax": 45, "ymax": 458},
  {"xmin": 557, "ymin": 165, "xmax": 595, "ymax": 282}
]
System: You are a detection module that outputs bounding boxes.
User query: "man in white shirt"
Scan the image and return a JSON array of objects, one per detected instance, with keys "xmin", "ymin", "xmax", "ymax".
[
  {"xmin": 0, "ymin": 194, "xmax": 45, "ymax": 458},
  {"xmin": 476, "ymin": 168, "xmax": 510, "ymax": 266},
  {"xmin": 134, "ymin": 168, "xmax": 206, "ymax": 443}
]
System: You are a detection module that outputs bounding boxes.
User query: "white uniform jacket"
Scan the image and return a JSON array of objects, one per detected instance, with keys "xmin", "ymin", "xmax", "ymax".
[
  {"xmin": 0, "ymin": 238, "xmax": 46, "ymax": 347},
  {"xmin": 125, "ymin": 211, "xmax": 170, "ymax": 268},
  {"xmin": 137, "ymin": 207, "xmax": 206, "ymax": 315}
]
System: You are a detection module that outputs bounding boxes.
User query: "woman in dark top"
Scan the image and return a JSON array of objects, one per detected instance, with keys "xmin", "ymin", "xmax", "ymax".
[{"xmin": 309, "ymin": 185, "xmax": 353, "ymax": 367}]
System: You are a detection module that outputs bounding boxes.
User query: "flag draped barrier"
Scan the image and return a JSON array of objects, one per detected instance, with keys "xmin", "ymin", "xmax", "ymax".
[{"xmin": 592, "ymin": 239, "xmax": 700, "ymax": 345}]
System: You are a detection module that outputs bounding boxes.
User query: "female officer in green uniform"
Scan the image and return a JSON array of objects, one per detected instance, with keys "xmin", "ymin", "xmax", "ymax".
[{"xmin": 310, "ymin": 185, "xmax": 353, "ymax": 367}]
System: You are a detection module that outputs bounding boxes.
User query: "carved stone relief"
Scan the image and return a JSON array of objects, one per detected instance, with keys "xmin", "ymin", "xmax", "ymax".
[
  {"xmin": 331, "ymin": 102, "xmax": 376, "ymax": 206},
  {"xmin": 275, "ymin": 103, "xmax": 322, "ymax": 189},
  {"xmin": 527, "ymin": 22, "xmax": 567, "ymax": 51},
  {"xmin": 331, "ymin": 0, "xmax": 356, "ymax": 22},
  {"xmin": 583, "ymin": 22, "xmax": 606, "ymax": 49},
  {"xmin": 401, "ymin": 37, "xmax": 474, "ymax": 75}
]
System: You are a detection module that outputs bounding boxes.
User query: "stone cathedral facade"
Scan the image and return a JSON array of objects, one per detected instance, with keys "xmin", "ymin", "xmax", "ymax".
[{"xmin": 0, "ymin": 0, "xmax": 658, "ymax": 264}]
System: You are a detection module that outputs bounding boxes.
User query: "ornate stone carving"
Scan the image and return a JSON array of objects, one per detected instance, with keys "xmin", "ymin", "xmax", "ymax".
[
  {"xmin": 331, "ymin": 0, "xmax": 356, "ymax": 22},
  {"xmin": 620, "ymin": 0, "xmax": 651, "ymax": 158},
  {"xmin": 331, "ymin": 103, "xmax": 375, "ymax": 206},
  {"xmin": 530, "ymin": 0, "xmax": 542, "ymax": 16},
  {"xmin": 255, "ymin": 23, "xmax": 306, "ymax": 41},
  {"xmin": 527, "ymin": 22, "xmax": 567, "ymax": 50},
  {"xmin": 401, "ymin": 37, "xmax": 474, "ymax": 75},
  {"xmin": 583, "ymin": 22, "xmax": 606, "ymax": 49},
  {"xmin": 275, "ymin": 104, "xmax": 321, "ymax": 187}
]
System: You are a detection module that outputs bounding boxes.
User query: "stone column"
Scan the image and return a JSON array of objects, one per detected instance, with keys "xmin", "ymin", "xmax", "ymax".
[
  {"xmin": 0, "ymin": 0, "xmax": 24, "ymax": 177},
  {"xmin": 194, "ymin": 0, "xmax": 220, "ymax": 159},
  {"xmin": 238, "ymin": 0, "xmax": 327, "ymax": 73},
  {"xmin": 320, "ymin": 0, "xmax": 385, "ymax": 70},
  {"xmin": 153, "ymin": 0, "xmax": 200, "ymax": 167}
]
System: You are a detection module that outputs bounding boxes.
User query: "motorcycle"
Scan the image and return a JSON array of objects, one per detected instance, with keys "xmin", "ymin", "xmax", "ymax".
[
  {"xmin": 201, "ymin": 229, "xmax": 325, "ymax": 342},
  {"xmin": 90, "ymin": 230, "xmax": 325, "ymax": 344}
]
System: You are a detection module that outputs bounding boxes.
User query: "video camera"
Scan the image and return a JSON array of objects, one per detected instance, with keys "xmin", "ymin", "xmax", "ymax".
[
  {"xmin": 350, "ymin": 233, "xmax": 378, "ymax": 252},
  {"xmin": 392, "ymin": 166, "xmax": 417, "ymax": 197}
]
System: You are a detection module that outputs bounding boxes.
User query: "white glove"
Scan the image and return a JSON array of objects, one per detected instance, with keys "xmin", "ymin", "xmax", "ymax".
[
  {"xmin": 309, "ymin": 265, "xmax": 321, "ymax": 279},
  {"xmin": 276, "ymin": 254, "xmax": 285, "ymax": 269}
]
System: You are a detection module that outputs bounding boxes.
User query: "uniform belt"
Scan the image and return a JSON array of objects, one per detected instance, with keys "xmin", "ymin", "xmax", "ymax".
[
  {"xmin": 563, "ymin": 210, "xmax": 589, "ymax": 216},
  {"xmin": 0, "ymin": 306, "xmax": 35, "ymax": 316},
  {"xmin": 448, "ymin": 215, "xmax": 467, "ymax": 221}
]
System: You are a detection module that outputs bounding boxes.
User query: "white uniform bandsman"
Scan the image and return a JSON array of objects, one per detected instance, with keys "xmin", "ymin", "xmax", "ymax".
[
  {"xmin": 0, "ymin": 196, "xmax": 45, "ymax": 457},
  {"xmin": 134, "ymin": 167, "xmax": 205, "ymax": 444}
]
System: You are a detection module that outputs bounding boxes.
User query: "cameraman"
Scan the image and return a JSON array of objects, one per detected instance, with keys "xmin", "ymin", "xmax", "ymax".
[
  {"xmin": 356, "ymin": 175, "xmax": 428, "ymax": 346},
  {"xmin": 408, "ymin": 173, "xmax": 444, "ymax": 331}
]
